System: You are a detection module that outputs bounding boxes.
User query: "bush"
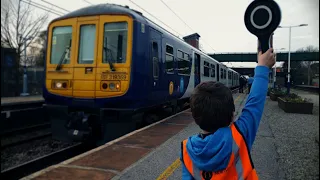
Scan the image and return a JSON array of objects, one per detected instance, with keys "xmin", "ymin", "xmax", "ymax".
[
  {"xmin": 270, "ymin": 87, "xmax": 286, "ymax": 96},
  {"xmin": 283, "ymin": 93, "xmax": 310, "ymax": 103}
]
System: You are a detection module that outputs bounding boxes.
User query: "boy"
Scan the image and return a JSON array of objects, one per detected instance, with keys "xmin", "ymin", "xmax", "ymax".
[{"xmin": 180, "ymin": 48, "xmax": 275, "ymax": 180}]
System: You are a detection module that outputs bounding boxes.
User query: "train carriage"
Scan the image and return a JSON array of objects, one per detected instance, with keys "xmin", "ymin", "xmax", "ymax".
[{"xmin": 43, "ymin": 4, "xmax": 241, "ymax": 145}]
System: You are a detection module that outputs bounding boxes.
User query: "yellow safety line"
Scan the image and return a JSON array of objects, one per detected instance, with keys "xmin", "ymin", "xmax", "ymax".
[
  {"xmin": 155, "ymin": 91, "xmax": 246, "ymax": 180},
  {"xmin": 156, "ymin": 159, "xmax": 181, "ymax": 180}
]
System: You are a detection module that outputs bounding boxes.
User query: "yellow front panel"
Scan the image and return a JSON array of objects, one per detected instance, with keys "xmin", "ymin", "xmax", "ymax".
[
  {"xmin": 95, "ymin": 15, "xmax": 133, "ymax": 98},
  {"xmin": 46, "ymin": 67, "xmax": 74, "ymax": 80},
  {"xmin": 72, "ymin": 17, "xmax": 99, "ymax": 98},
  {"xmin": 46, "ymin": 18, "xmax": 77, "ymax": 97},
  {"xmin": 46, "ymin": 15, "xmax": 133, "ymax": 99},
  {"xmin": 73, "ymin": 91, "xmax": 95, "ymax": 98},
  {"xmin": 46, "ymin": 18, "xmax": 77, "ymax": 69},
  {"xmin": 95, "ymin": 81, "xmax": 130, "ymax": 97},
  {"xmin": 73, "ymin": 81, "xmax": 95, "ymax": 91},
  {"xmin": 73, "ymin": 68, "xmax": 96, "ymax": 80},
  {"xmin": 46, "ymin": 80, "xmax": 72, "ymax": 96}
]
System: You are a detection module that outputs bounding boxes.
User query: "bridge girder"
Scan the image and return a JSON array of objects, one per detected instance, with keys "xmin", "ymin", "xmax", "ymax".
[{"xmin": 209, "ymin": 52, "xmax": 319, "ymax": 62}]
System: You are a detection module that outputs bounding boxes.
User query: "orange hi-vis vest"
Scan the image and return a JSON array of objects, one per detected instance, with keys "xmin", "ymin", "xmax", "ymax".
[{"xmin": 181, "ymin": 123, "xmax": 258, "ymax": 180}]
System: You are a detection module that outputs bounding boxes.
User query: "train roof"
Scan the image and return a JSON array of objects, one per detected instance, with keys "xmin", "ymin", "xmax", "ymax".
[
  {"xmin": 52, "ymin": 3, "xmax": 147, "ymax": 23},
  {"xmin": 50, "ymin": 3, "xmax": 237, "ymax": 73}
]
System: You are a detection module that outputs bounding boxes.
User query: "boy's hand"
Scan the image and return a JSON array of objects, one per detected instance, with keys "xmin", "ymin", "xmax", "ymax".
[{"xmin": 258, "ymin": 48, "xmax": 276, "ymax": 68}]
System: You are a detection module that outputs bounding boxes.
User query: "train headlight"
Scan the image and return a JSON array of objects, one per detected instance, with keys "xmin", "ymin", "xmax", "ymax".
[
  {"xmin": 52, "ymin": 80, "xmax": 68, "ymax": 89},
  {"xmin": 62, "ymin": 82, "xmax": 67, "ymax": 88},
  {"xmin": 56, "ymin": 82, "xmax": 62, "ymax": 88},
  {"xmin": 102, "ymin": 83, "xmax": 108, "ymax": 89},
  {"xmin": 109, "ymin": 83, "xmax": 115, "ymax": 90},
  {"xmin": 100, "ymin": 81, "xmax": 120, "ymax": 91}
]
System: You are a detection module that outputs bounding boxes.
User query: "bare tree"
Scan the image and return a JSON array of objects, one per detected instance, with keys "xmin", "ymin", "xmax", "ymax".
[
  {"xmin": 1, "ymin": 0, "xmax": 49, "ymax": 66},
  {"xmin": 296, "ymin": 45, "xmax": 319, "ymax": 85},
  {"xmin": 32, "ymin": 30, "xmax": 47, "ymax": 67}
]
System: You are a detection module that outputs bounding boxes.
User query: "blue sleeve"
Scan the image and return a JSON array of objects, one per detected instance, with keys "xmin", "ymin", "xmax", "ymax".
[{"xmin": 235, "ymin": 66, "xmax": 270, "ymax": 150}]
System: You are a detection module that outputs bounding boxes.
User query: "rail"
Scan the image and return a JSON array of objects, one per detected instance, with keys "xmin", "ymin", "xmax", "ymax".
[
  {"xmin": 1, "ymin": 143, "xmax": 92, "ymax": 180},
  {"xmin": 1, "ymin": 101, "xmax": 44, "ymax": 112}
]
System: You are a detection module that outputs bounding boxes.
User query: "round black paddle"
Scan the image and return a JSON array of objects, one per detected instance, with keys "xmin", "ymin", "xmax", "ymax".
[{"xmin": 244, "ymin": 0, "xmax": 281, "ymax": 56}]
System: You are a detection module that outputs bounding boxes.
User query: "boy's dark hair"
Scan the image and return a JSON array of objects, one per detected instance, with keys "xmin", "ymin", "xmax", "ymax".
[{"xmin": 190, "ymin": 81, "xmax": 235, "ymax": 132}]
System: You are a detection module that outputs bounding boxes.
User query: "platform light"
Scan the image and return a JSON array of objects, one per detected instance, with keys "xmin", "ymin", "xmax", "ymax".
[{"xmin": 277, "ymin": 23, "xmax": 308, "ymax": 94}]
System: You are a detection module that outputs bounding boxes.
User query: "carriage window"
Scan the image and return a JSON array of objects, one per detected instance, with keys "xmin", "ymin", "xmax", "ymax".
[
  {"xmin": 177, "ymin": 50, "xmax": 190, "ymax": 76},
  {"xmin": 224, "ymin": 69, "xmax": 227, "ymax": 79},
  {"xmin": 152, "ymin": 42, "xmax": 159, "ymax": 79},
  {"xmin": 203, "ymin": 61, "xmax": 210, "ymax": 77},
  {"xmin": 103, "ymin": 22, "xmax": 128, "ymax": 64},
  {"xmin": 50, "ymin": 26, "xmax": 72, "ymax": 64},
  {"xmin": 177, "ymin": 50, "xmax": 183, "ymax": 59},
  {"xmin": 221, "ymin": 68, "xmax": 223, "ymax": 79},
  {"xmin": 78, "ymin": 25, "xmax": 96, "ymax": 64},
  {"xmin": 165, "ymin": 45, "xmax": 174, "ymax": 74},
  {"xmin": 210, "ymin": 64, "xmax": 215, "ymax": 77},
  {"xmin": 184, "ymin": 53, "xmax": 189, "ymax": 61},
  {"xmin": 166, "ymin": 45, "xmax": 173, "ymax": 54}
]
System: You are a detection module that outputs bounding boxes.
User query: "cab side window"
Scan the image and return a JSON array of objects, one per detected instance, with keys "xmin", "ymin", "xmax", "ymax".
[{"xmin": 152, "ymin": 42, "xmax": 159, "ymax": 79}]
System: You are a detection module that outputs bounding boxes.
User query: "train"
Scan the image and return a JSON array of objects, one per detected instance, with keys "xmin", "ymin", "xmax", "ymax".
[{"xmin": 43, "ymin": 3, "xmax": 240, "ymax": 145}]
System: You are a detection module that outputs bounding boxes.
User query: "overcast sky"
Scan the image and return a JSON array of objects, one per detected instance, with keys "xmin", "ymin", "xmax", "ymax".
[{"xmin": 8, "ymin": 0, "xmax": 320, "ymax": 67}]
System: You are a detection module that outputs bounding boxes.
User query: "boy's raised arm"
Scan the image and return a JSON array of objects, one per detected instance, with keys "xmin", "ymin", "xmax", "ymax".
[{"xmin": 234, "ymin": 48, "xmax": 275, "ymax": 150}]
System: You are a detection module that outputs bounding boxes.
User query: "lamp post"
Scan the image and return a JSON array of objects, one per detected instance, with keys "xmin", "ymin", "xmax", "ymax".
[
  {"xmin": 20, "ymin": 35, "xmax": 33, "ymax": 96},
  {"xmin": 278, "ymin": 24, "xmax": 308, "ymax": 94},
  {"xmin": 273, "ymin": 48, "xmax": 285, "ymax": 88}
]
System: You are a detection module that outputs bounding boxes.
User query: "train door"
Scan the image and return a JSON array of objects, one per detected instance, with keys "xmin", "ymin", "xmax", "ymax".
[
  {"xmin": 220, "ymin": 67, "xmax": 225, "ymax": 85},
  {"xmin": 226, "ymin": 70, "xmax": 229, "ymax": 87},
  {"xmin": 150, "ymin": 28, "xmax": 162, "ymax": 100},
  {"xmin": 73, "ymin": 17, "xmax": 99, "ymax": 98},
  {"xmin": 216, "ymin": 64, "xmax": 220, "ymax": 82},
  {"xmin": 194, "ymin": 53, "xmax": 201, "ymax": 87},
  {"xmin": 231, "ymin": 71, "xmax": 234, "ymax": 87}
]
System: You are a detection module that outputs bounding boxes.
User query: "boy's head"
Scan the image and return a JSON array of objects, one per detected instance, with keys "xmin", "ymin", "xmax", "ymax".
[{"xmin": 190, "ymin": 81, "xmax": 235, "ymax": 132}]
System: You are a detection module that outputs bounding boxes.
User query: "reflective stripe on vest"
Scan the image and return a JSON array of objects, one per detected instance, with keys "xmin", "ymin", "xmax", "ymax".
[{"xmin": 181, "ymin": 123, "xmax": 258, "ymax": 180}]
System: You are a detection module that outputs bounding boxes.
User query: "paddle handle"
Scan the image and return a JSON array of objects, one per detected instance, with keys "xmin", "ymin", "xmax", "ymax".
[{"xmin": 257, "ymin": 34, "xmax": 274, "ymax": 62}]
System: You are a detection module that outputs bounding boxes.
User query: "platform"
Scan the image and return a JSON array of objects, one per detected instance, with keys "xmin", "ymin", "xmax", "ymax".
[
  {"xmin": 21, "ymin": 91, "xmax": 319, "ymax": 180},
  {"xmin": 1, "ymin": 95, "xmax": 44, "ymax": 106}
]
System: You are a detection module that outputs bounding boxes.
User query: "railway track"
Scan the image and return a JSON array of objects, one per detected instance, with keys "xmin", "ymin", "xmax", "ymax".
[
  {"xmin": 1, "ymin": 122, "xmax": 50, "ymax": 137},
  {"xmin": 1, "ymin": 143, "xmax": 93, "ymax": 180},
  {"xmin": 1, "ymin": 123, "xmax": 51, "ymax": 149},
  {"xmin": 1, "ymin": 101, "xmax": 44, "ymax": 112}
]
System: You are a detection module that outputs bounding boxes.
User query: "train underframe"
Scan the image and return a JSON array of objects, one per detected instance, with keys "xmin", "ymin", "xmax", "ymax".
[{"xmin": 46, "ymin": 99, "xmax": 188, "ymax": 146}]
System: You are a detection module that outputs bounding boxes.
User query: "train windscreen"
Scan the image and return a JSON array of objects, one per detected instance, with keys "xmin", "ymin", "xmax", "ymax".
[{"xmin": 102, "ymin": 22, "xmax": 128, "ymax": 64}]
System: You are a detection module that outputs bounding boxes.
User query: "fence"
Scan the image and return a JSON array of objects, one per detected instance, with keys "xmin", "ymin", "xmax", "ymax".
[{"xmin": 1, "ymin": 47, "xmax": 44, "ymax": 97}]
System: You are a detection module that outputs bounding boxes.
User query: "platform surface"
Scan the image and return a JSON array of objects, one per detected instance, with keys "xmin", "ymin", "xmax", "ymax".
[{"xmin": 22, "ymin": 91, "xmax": 319, "ymax": 180}]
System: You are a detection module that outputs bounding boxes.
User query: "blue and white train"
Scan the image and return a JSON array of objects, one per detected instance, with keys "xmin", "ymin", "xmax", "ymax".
[{"xmin": 43, "ymin": 4, "xmax": 240, "ymax": 144}]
